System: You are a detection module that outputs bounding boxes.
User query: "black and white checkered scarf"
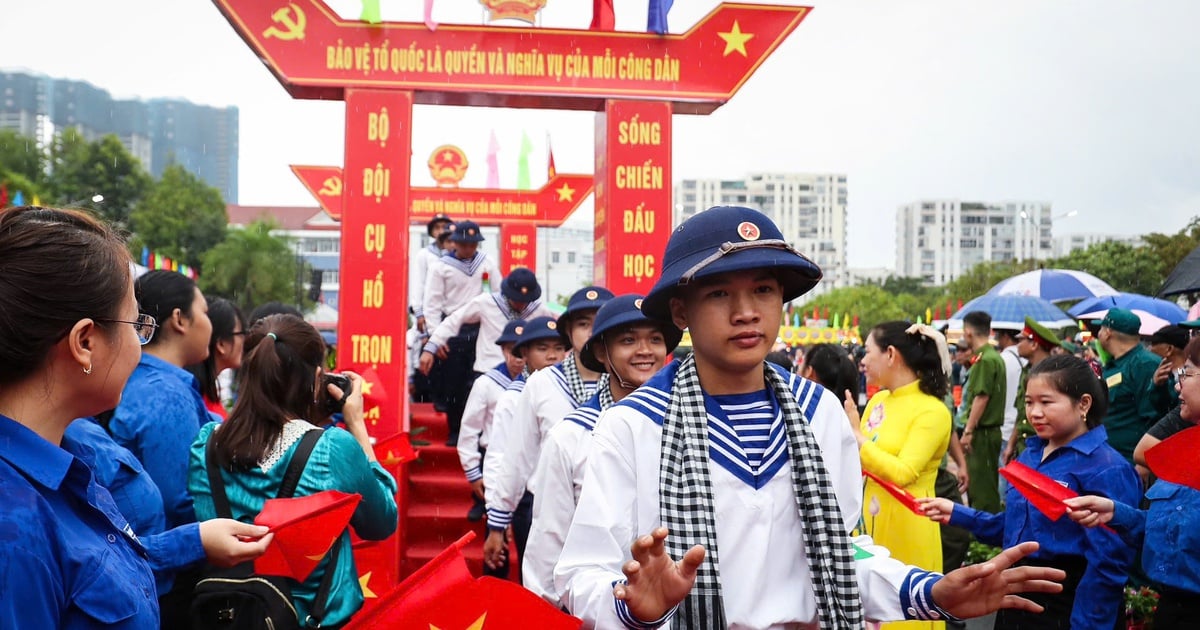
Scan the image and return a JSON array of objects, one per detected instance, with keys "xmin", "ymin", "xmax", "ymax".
[
  {"xmin": 658, "ymin": 354, "xmax": 863, "ymax": 629},
  {"xmin": 597, "ymin": 373, "xmax": 614, "ymax": 411},
  {"xmin": 561, "ymin": 353, "xmax": 592, "ymax": 406}
]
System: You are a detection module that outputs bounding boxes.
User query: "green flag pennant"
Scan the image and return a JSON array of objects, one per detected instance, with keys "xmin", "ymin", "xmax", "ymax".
[
  {"xmin": 360, "ymin": 0, "xmax": 382, "ymax": 24},
  {"xmin": 516, "ymin": 131, "xmax": 534, "ymax": 190}
]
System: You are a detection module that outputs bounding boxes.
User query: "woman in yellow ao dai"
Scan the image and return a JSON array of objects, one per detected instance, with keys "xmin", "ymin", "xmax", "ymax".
[{"xmin": 848, "ymin": 321, "xmax": 953, "ymax": 630}]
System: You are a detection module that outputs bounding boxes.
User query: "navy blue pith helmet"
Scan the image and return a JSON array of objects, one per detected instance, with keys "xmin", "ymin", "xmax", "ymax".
[
  {"xmin": 640, "ymin": 206, "xmax": 823, "ymax": 321},
  {"xmin": 449, "ymin": 220, "xmax": 485, "ymax": 243},
  {"xmin": 512, "ymin": 316, "xmax": 562, "ymax": 358},
  {"xmin": 501, "ymin": 267, "xmax": 542, "ymax": 302},
  {"xmin": 579, "ymin": 294, "xmax": 683, "ymax": 372},
  {"xmin": 495, "ymin": 319, "xmax": 526, "ymax": 346},
  {"xmin": 559, "ymin": 286, "xmax": 615, "ymax": 344},
  {"xmin": 426, "ymin": 213, "xmax": 453, "ymax": 236}
]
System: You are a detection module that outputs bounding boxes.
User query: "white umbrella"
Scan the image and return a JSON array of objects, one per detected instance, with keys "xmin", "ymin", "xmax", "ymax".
[
  {"xmin": 988, "ymin": 269, "xmax": 1118, "ymax": 303},
  {"xmin": 1076, "ymin": 309, "xmax": 1169, "ymax": 336}
]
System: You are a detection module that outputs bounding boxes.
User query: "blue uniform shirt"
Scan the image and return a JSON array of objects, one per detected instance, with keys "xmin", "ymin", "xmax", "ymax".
[
  {"xmin": 0, "ymin": 414, "xmax": 158, "ymax": 629},
  {"xmin": 1111, "ymin": 480, "xmax": 1200, "ymax": 595},
  {"xmin": 64, "ymin": 419, "xmax": 205, "ymax": 596},
  {"xmin": 109, "ymin": 353, "xmax": 211, "ymax": 528},
  {"xmin": 949, "ymin": 426, "xmax": 1141, "ymax": 629}
]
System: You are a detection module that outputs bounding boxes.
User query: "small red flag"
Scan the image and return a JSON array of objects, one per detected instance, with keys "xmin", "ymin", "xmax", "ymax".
[
  {"xmin": 1145, "ymin": 425, "xmax": 1200, "ymax": 491},
  {"xmin": 476, "ymin": 576, "xmax": 583, "ymax": 629},
  {"xmin": 373, "ymin": 431, "xmax": 418, "ymax": 466},
  {"xmin": 546, "ymin": 133, "xmax": 557, "ymax": 180},
  {"xmin": 999, "ymin": 461, "xmax": 1115, "ymax": 533},
  {"xmin": 254, "ymin": 490, "xmax": 362, "ymax": 580},
  {"xmin": 358, "ymin": 365, "xmax": 389, "ymax": 404},
  {"xmin": 590, "ymin": 0, "xmax": 614, "ymax": 30},
  {"xmin": 863, "ymin": 470, "xmax": 922, "ymax": 515}
]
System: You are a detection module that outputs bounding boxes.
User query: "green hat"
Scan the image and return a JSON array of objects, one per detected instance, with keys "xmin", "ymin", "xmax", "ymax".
[
  {"xmin": 1179, "ymin": 318, "xmax": 1200, "ymax": 329},
  {"xmin": 1021, "ymin": 316, "xmax": 1062, "ymax": 351},
  {"xmin": 1060, "ymin": 340, "xmax": 1082, "ymax": 354},
  {"xmin": 1092, "ymin": 308, "xmax": 1141, "ymax": 336}
]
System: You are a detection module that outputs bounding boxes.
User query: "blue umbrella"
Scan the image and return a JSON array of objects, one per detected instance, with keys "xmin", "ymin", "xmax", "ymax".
[
  {"xmin": 947, "ymin": 294, "xmax": 1075, "ymax": 331},
  {"xmin": 987, "ymin": 269, "xmax": 1118, "ymax": 303},
  {"xmin": 1067, "ymin": 293, "xmax": 1187, "ymax": 323}
]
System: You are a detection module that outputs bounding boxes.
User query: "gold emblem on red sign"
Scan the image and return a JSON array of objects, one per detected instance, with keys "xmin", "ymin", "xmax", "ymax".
[
  {"xmin": 428, "ymin": 145, "xmax": 469, "ymax": 187},
  {"xmin": 479, "ymin": 0, "xmax": 545, "ymax": 25}
]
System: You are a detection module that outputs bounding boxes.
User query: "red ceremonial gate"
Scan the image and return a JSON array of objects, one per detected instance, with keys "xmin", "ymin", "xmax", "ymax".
[{"xmin": 213, "ymin": 0, "xmax": 808, "ymax": 605}]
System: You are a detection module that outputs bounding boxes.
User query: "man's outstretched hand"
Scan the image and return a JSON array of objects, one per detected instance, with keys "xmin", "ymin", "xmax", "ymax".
[
  {"xmin": 932, "ymin": 541, "xmax": 1065, "ymax": 619},
  {"xmin": 612, "ymin": 527, "xmax": 705, "ymax": 623}
]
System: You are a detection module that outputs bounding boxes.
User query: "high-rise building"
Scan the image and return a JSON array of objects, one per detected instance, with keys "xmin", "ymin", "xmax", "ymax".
[
  {"xmin": 0, "ymin": 70, "xmax": 239, "ymax": 202},
  {"xmin": 674, "ymin": 173, "xmax": 849, "ymax": 295},
  {"xmin": 1053, "ymin": 232, "xmax": 1144, "ymax": 257},
  {"xmin": 896, "ymin": 200, "xmax": 1054, "ymax": 285}
]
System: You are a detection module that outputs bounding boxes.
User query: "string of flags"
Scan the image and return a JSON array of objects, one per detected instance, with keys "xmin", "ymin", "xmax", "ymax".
[
  {"xmin": 141, "ymin": 246, "xmax": 200, "ymax": 280},
  {"xmin": 358, "ymin": 0, "xmax": 673, "ymax": 35}
]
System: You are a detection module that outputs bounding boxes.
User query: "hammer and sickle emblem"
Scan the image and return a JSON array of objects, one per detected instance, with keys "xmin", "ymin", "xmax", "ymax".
[
  {"xmin": 263, "ymin": 3, "xmax": 307, "ymax": 40},
  {"xmin": 318, "ymin": 176, "xmax": 342, "ymax": 196}
]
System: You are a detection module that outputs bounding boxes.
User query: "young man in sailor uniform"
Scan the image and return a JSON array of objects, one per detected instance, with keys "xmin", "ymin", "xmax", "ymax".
[
  {"xmin": 410, "ymin": 216, "xmax": 453, "ymax": 403},
  {"xmin": 458, "ymin": 319, "xmax": 527, "ymax": 525},
  {"xmin": 554, "ymin": 206, "xmax": 1066, "ymax": 630},
  {"xmin": 482, "ymin": 316, "xmax": 567, "ymax": 577},
  {"xmin": 524, "ymin": 294, "xmax": 681, "ymax": 607},
  {"xmin": 422, "ymin": 220, "xmax": 502, "ymax": 445}
]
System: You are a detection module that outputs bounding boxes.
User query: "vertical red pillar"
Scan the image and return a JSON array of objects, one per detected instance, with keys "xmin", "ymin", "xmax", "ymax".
[
  {"xmin": 594, "ymin": 101, "xmax": 673, "ymax": 295},
  {"xmin": 338, "ymin": 89, "xmax": 413, "ymax": 602},
  {"xmin": 499, "ymin": 224, "xmax": 538, "ymax": 275}
]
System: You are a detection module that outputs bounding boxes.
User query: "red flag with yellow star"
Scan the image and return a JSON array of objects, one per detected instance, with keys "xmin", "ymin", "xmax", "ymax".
[
  {"xmin": 373, "ymin": 431, "xmax": 418, "ymax": 466},
  {"xmin": 1145, "ymin": 425, "xmax": 1200, "ymax": 491},
  {"xmin": 476, "ymin": 576, "xmax": 583, "ymax": 629},
  {"xmin": 359, "ymin": 365, "xmax": 389, "ymax": 404},
  {"xmin": 253, "ymin": 490, "xmax": 361, "ymax": 580}
]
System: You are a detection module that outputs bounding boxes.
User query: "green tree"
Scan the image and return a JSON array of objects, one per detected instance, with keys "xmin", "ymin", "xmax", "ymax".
[
  {"xmin": 200, "ymin": 220, "xmax": 310, "ymax": 314},
  {"xmin": 798, "ymin": 285, "xmax": 916, "ymax": 333},
  {"xmin": 130, "ymin": 163, "xmax": 227, "ymax": 268},
  {"xmin": 1142, "ymin": 216, "xmax": 1200, "ymax": 284},
  {"xmin": 0, "ymin": 129, "xmax": 46, "ymax": 188},
  {"xmin": 1048, "ymin": 240, "xmax": 1165, "ymax": 296},
  {"xmin": 942, "ymin": 259, "xmax": 1038, "ymax": 303},
  {"xmin": 49, "ymin": 129, "xmax": 150, "ymax": 225}
]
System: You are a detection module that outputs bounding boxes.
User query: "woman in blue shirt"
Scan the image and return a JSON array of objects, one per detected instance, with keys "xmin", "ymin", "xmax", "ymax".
[
  {"xmin": 1067, "ymin": 336, "xmax": 1200, "ymax": 630},
  {"xmin": 0, "ymin": 206, "xmax": 268, "ymax": 629},
  {"xmin": 190, "ymin": 314, "xmax": 399, "ymax": 628},
  {"xmin": 920, "ymin": 354, "xmax": 1141, "ymax": 629}
]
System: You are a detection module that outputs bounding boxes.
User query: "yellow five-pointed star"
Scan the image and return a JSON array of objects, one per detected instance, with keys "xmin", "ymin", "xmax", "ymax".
[
  {"xmin": 556, "ymin": 182, "xmax": 576, "ymax": 202},
  {"xmin": 430, "ymin": 613, "xmax": 486, "ymax": 630},
  {"xmin": 361, "ymin": 380, "xmax": 374, "ymax": 396},
  {"xmin": 359, "ymin": 571, "xmax": 376, "ymax": 598},
  {"xmin": 718, "ymin": 20, "xmax": 755, "ymax": 57}
]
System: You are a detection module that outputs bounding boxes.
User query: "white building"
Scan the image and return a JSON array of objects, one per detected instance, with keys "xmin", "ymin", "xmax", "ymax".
[
  {"xmin": 846, "ymin": 267, "xmax": 895, "ymax": 287},
  {"xmin": 674, "ymin": 173, "xmax": 849, "ymax": 295},
  {"xmin": 1053, "ymin": 232, "xmax": 1144, "ymax": 257},
  {"xmin": 896, "ymin": 200, "xmax": 1055, "ymax": 285}
]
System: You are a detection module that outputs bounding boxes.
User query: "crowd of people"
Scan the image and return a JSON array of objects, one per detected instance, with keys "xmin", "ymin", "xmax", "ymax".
[{"xmin": 3, "ymin": 201, "xmax": 1198, "ymax": 629}]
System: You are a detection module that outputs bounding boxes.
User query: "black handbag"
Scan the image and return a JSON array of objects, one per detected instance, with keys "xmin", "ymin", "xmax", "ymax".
[{"xmin": 191, "ymin": 430, "xmax": 341, "ymax": 630}]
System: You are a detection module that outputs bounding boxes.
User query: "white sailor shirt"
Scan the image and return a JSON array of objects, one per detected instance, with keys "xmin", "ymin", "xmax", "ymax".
[
  {"xmin": 555, "ymin": 361, "xmax": 952, "ymax": 629},
  {"xmin": 409, "ymin": 243, "xmax": 442, "ymax": 318},
  {"xmin": 422, "ymin": 251, "xmax": 501, "ymax": 332},
  {"xmin": 425, "ymin": 292, "xmax": 555, "ymax": 373},
  {"xmin": 457, "ymin": 362, "xmax": 514, "ymax": 482},
  {"xmin": 483, "ymin": 376, "xmax": 527, "ymax": 531},
  {"xmin": 524, "ymin": 393, "xmax": 604, "ymax": 607}
]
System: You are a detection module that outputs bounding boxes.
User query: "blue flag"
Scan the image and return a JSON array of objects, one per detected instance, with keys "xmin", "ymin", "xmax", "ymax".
[
  {"xmin": 648, "ymin": 0, "xmax": 673, "ymax": 34},
  {"xmin": 12, "ymin": 191, "xmax": 24, "ymax": 206},
  {"xmin": 141, "ymin": 246, "xmax": 150, "ymax": 267}
]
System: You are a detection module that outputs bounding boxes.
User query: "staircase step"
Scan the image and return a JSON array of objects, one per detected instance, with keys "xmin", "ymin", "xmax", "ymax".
[
  {"xmin": 416, "ymin": 443, "xmax": 467, "ymax": 470},
  {"xmin": 409, "ymin": 470, "xmax": 472, "ymax": 505}
]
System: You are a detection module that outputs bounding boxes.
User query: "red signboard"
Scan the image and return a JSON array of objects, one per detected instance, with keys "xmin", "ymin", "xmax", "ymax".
[
  {"xmin": 293, "ymin": 166, "xmax": 592, "ymax": 227},
  {"xmin": 499, "ymin": 224, "xmax": 538, "ymax": 276},
  {"xmin": 594, "ymin": 101, "xmax": 672, "ymax": 295},
  {"xmin": 213, "ymin": 0, "xmax": 810, "ymax": 113},
  {"xmin": 337, "ymin": 89, "xmax": 413, "ymax": 602}
]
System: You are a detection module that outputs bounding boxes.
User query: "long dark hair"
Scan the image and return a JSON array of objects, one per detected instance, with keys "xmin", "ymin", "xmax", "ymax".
[
  {"xmin": 0, "ymin": 206, "xmax": 130, "ymax": 386},
  {"xmin": 870, "ymin": 321, "xmax": 950, "ymax": 399},
  {"xmin": 186, "ymin": 297, "xmax": 244, "ymax": 403},
  {"xmin": 1027, "ymin": 354, "xmax": 1109, "ymax": 429},
  {"xmin": 136, "ymin": 270, "xmax": 197, "ymax": 347},
  {"xmin": 804, "ymin": 343, "xmax": 859, "ymax": 400},
  {"xmin": 212, "ymin": 314, "xmax": 325, "ymax": 470}
]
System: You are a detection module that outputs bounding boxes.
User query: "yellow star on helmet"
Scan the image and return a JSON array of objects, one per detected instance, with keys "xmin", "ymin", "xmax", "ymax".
[
  {"xmin": 556, "ymin": 182, "xmax": 575, "ymax": 202},
  {"xmin": 718, "ymin": 21, "xmax": 755, "ymax": 57}
]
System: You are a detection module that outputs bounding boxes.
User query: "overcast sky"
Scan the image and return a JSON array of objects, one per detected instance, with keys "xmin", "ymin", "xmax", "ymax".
[{"xmin": 5, "ymin": 0, "xmax": 1198, "ymax": 268}]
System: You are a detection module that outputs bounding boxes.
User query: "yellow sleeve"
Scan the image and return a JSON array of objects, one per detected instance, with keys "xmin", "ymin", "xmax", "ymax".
[{"xmin": 859, "ymin": 400, "xmax": 951, "ymax": 488}]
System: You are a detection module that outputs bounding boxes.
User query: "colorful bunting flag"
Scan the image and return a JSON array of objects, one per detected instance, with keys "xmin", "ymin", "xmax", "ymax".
[
  {"xmin": 424, "ymin": 0, "xmax": 438, "ymax": 31},
  {"xmin": 516, "ymin": 131, "xmax": 533, "ymax": 190},
  {"xmin": 546, "ymin": 132, "xmax": 557, "ymax": 180},
  {"xmin": 254, "ymin": 490, "xmax": 362, "ymax": 581},
  {"xmin": 0, "ymin": 183, "xmax": 8, "ymax": 207},
  {"xmin": 590, "ymin": 0, "xmax": 615, "ymax": 30},
  {"xmin": 360, "ymin": 0, "xmax": 382, "ymax": 23},
  {"xmin": 141, "ymin": 246, "xmax": 150, "ymax": 267},
  {"xmin": 486, "ymin": 130, "xmax": 500, "ymax": 189},
  {"xmin": 12, "ymin": 191, "xmax": 25, "ymax": 206},
  {"xmin": 648, "ymin": 0, "xmax": 674, "ymax": 34}
]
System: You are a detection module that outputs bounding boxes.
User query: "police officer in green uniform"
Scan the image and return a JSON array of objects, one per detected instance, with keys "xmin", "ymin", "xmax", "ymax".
[
  {"xmin": 1094, "ymin": 308, "xmax": 1162, "ymax": 463},
  {"xmin": 959, "ymin": 310, "xmax": 1006, "ymax": 514},
  {"xmin": 1002, "ymin": 316, "xmax": 1063, "ymax": 463}
]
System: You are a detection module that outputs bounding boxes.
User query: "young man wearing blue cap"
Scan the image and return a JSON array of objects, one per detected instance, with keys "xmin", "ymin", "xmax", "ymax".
[
  {"xmin": 411, "ymin": 213, "xmax": 454, "ymax": 333},
  {"xmin": 1093, "ymin": 308, "xmax": 1161, "ymax": 464},
  {"xmin": 422, "ymin": 220, "xmax": 503, "ymax": 444},
  {"xmin": 458, "ymin": 319, "xmax": 527, "ymax": 524},
  {"xmin": 484, "ymin": 286, "xmax": 614, "ymax": 572},
  {"xmin": 555, "ymin": 206, "xmax": 1065, "ymax": 629},
  {"xmin": 482, "ymin": 316, "xmax": 567, "ymax": 576},
  {"xmin": 525, "ymin": 294, "xmax": 682, "ymax": 607}
]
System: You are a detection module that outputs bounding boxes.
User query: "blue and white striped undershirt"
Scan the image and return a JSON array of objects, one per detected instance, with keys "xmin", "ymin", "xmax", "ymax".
[{"xmin": 705, "ymin": 389, "xmax": 789, "ymax": 489}]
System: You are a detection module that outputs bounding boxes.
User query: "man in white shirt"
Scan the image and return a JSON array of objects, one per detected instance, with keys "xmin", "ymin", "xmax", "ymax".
[{"xmin": 995, "ymin": 327, "xmax": 1026, "ymax": 493}]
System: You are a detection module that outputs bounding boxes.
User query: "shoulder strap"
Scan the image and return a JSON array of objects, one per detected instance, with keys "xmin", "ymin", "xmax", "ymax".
[
  {"xmin": 278, "ymin": 429, "xmax": 322, "ymax": 499},
  {"xmin": 205, "ymin": 435, "xmax": 233, "ymax": 519},
  {"xmin": 307, "ymin": 541, "xmax": 343, "ymax": 626}
]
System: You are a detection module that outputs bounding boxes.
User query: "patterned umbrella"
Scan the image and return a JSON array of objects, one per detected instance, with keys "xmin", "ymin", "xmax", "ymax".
[
  {"xmin": 1067, "ymin": 293, "xmax": 1187, "ymax": 324},
  {"xmin": 988, "ymin": 269, "xmax": 1118, "ymax": 303},
  {"xmin": 946, "ymin": 294, "xmax": 1075, "ymax": 331}
]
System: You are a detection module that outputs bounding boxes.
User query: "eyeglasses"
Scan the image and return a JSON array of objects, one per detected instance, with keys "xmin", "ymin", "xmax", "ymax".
[
  {"xmin": 97, "ymin": 313, "xmax": 158, "ymax": 345},
  {"xmin": 1175, "ymin": 367, "xmax": 1199, "ymax": 382}
]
